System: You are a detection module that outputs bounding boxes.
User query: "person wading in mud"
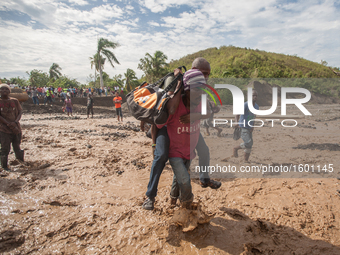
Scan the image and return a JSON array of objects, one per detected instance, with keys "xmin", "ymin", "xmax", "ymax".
[
  {"xmin": 0, "ymin": 84, "xmax": 24, "ymax": 171},
  {"xmin": 204, "ymin": 100, "xmax": 222, "ymax": 137},
  {"xmin": 233, "ymin": 90, "xmax": 259, "ymax": 162},
  {"xmin": 155, "ymin": 69, "xmax": 210, "ymax": 209},
  {"xmin": 142, "ymin": 57, "xmax": 221, "ymax": 211}
]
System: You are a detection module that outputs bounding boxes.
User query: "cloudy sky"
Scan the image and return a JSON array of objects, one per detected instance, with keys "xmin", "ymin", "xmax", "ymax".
[{"xmin": 0, "ymin": 0, "xmax": 339, "ymax": 84}]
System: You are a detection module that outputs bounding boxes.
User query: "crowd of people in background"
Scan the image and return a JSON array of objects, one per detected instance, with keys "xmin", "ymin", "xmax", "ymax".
[{"xmin": 20, "ymin": 86, "xmax": 124, "ymax": 106}]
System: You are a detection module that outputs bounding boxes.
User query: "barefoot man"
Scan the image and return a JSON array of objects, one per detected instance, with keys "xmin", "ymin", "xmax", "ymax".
[
  {"xmin": 233, "ymin": 90, "xmax": 258, "ymax": 162},
  {"xmin": 0, "ymin": 84, "xmax": 24, "ymax": 171}
]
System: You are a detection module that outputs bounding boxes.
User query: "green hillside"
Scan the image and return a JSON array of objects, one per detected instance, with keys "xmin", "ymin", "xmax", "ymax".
[
  {"xmin": 168, "ymin": 46, "xmax": 339, "ymax": 79},
  {"xmin": 167, "ymin": 46, "xmax": 340, "ymax": 101}
]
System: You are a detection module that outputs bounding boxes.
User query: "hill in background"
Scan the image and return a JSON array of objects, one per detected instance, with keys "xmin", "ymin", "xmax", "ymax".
[
  {"xmin": 168, "ymin": 46, "xmax": 339, "ymax": 79},
  {"xmin": 168, "ymin": 46, "xmax": 340, "ymax": 103}
]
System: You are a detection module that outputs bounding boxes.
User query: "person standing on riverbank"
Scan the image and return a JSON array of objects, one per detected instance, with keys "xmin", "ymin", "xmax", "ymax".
[
  {"xmin": 64, "ymin": 95, "xmax": 73, "ymax": 117},
  {"xmin": 0, "ymin": 84, "xmax": 24, "ymax": 171},
  {"xmin": 233, "ymin": 90, "xmax": 259, "ymax": 162},
  {"xmin": 87, "ymin": 93, "xmax": 94, "ymax": 118},
  {"xmin": 113, "ymin": 91, "xmax": 123, "ymax": 122},
  {"xmin": 32, "ymin": 87, "xmax": 39, "ymax": 105}
]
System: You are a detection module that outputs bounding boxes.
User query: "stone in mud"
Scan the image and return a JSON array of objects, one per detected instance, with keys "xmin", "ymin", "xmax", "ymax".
[
  {"xmin": 131, "ymin": 159, "xmax": 147, "ymax": 169},
  {"xmin": 69, "ymin": 147, "xmax": 77, "ymax": 152},
  {"xmin": 87, "ymin": 144, "xmax": 93, "ymax": 149},
  {"xmin": 170, "ymin": 203, "xmax": 214, "ymax": 232},
  {"xmin": 0, "ymin": 230, "xmax": 25, "ymax": 253},
  {"xmin": 38, "ymin": 163, "xmax": 51, "ymax": 169},
  {"xmin": 0, "ymin": 171, "xmax": 9, "ymax": 177}
]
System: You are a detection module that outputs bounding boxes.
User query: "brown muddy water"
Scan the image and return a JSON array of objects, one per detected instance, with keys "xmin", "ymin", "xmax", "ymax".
[{"xmin": 1, "ymin": 103, "xmax": 340, "ymax": 254}]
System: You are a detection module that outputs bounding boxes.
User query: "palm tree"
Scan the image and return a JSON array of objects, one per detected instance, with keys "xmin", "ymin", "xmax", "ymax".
[
  {"xmin": 123, "ymin": 68, "xmax": 138, "ymax": 92},
  {"xmin": 138, "ymin": 51, "xmax": 168, "ymax": 83},
  {"xmin": 96, "ymin": 38, "xmax": 120, "ymax": 88},
  {"xmin": 90, "ymin": 53, "xmax": 105, "ymax": 87},
  {"xmin": 111, "ymin": 74, "xmax": 124, "ymax": 90},
  {"xmin": 49, "ymin": 63, "xmax": 62, "ymax": 81}
]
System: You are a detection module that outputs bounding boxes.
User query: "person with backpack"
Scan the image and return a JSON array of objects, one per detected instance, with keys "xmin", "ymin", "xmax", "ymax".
[
  {"xmin": 142, "ymin": 58, "xmax": 221, "ymax": 210},
  {"xmin": 154, "ymin": 69, "xmax": 213, "ymax": 209}
]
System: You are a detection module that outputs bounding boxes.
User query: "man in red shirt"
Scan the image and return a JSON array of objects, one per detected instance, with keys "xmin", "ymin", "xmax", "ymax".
[
  {"xmin": 156, "ymin": 69, "xmax": 208, "ymax": 209},
  {"xmin": 113, "ymin": 91, "xmax": 123, "ymax": 122}
]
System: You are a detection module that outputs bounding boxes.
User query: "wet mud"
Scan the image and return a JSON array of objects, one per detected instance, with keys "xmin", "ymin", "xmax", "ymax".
[
  {"xmin": 0, "ymin": 103, "xmax": 340, "ymax": 254},
  {"xmin": 293, "ymin": 143, "xmax": 340, "ymax": 151}
]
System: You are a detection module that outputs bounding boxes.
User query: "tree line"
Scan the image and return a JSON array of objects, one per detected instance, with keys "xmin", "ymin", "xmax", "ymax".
[
  {"xmin": 1, "ymin": 37, "xmax": 170, "ymax": 93},
  {"xmin": 3, "ymin": 40, "xmax": 339, "ymax": 98}
]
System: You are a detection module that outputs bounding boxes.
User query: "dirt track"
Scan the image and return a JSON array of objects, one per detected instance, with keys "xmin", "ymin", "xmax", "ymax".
[{"xmin": 0, "ymin": 102, "xmax": 340, "ymax": 254}]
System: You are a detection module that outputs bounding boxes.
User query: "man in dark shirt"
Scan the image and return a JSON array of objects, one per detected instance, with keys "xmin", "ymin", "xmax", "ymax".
[
  {"xmin": 0, "ymin": 84, "xmax": 24, "ymax": 171},
  {"xmin": 87, "ymin": 93, "xmax": 94, "ymax": 118}
]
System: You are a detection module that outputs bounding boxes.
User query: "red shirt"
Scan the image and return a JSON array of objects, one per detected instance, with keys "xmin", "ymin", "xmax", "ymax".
[{"xmin": 157, "ymin": 97, "xmax": 201, "ymax": 160}]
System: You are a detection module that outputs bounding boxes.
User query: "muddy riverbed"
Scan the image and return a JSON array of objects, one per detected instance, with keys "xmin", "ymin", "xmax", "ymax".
[{"xmin": 1, "ymin": 102, "xmax": 340, "ymax": 254}]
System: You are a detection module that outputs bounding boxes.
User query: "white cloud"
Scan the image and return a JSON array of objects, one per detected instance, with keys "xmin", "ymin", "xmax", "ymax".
[
  {"xmin": 148, "ymin": 21, "xmax": 160, "ymax": 27},
  {"xmin": 139, "ymin": 0, "xmax": 192, "ymax": 13},
  {"xmin": 0, "ymin": 20, "xmax": 98, "ymax": 81},
  {"xmin": 139, "ymin": 0, "xmax": 170, "ymax": 13},
  {"xmin": 159, "ymin": 0, "xmax": 340, "ymax": 67},
  {"xmin": 68, "ymin": 0, "xmax": 89, "ymax": 6},
  {"xmin": 54, "ymin": 4, "xmax": 125, "ymax": 27},
  {"xmin": 0, "ymin": 0, "xmax": 339, "ymax": 84},
  {"xmin": 1, "ymin": 1, "xmax": 126, "ymax": 28}
]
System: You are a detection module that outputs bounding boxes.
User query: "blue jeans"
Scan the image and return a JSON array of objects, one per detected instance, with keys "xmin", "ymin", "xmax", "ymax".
[
  {"xmin": 44, "ymin": 96, "xmax": 52, "ymax": 104},
  {"xmin": 169, "ymin": 157, "xmax": 193, "ymax": 202},
  {"xmin": 145, "ymin": 127, "xmax": 210, "ymax": 199},
  {"xmin": 196, "ymin": 132, "xmax": 210, "ymax": 183},
  {"xmin": 32, "ymin": 96, "xmax": 39, "ymax": 105},
  {"xmin": 145, "ymin": 126, "xmax": 169, "ymax": 199}
]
